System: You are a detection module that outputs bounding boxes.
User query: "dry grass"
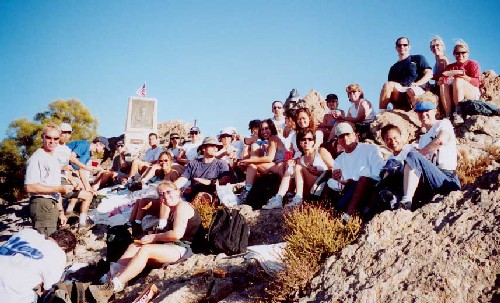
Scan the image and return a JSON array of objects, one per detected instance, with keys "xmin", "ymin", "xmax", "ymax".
[
  {"xmin": 266, "ymin": 204, "xmax": 361, "ymax": 302},
  {"xmin": 457, "ymin": 146, "xmax": 500, "ymax": 186}
]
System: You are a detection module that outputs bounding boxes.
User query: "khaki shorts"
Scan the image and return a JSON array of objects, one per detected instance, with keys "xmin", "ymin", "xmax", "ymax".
[{"xmin": 30, "ymin": 197, "xmax": 59, "ymax": 236}]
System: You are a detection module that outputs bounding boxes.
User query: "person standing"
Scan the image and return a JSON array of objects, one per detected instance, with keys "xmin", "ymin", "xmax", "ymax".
[{"xmin": 270, "ymin": 100, "xmax": 286, "ymax": 136}]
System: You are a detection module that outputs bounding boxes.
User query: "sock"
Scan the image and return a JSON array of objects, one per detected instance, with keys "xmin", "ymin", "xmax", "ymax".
[
  {"xmin": 401, "ymin": 195, "xmax": 410, "ymax": 202},
  {"xmin": 245, "ymin": 184, "xmax": 252, "ymax": 191},
  {"xmin": 134, "ymin": 219, "xmax": 142, "ymax": 224},
  {"xmin": 79, "ymin": 213, "xmax": 87, "ymax": 225},
  {"xmin": 158, "ymin": 219, "xmax": 167, "ymax": 229},
  {"xmin": 111, "ymin": 277, "xmax": 124, "ymax": 291}
]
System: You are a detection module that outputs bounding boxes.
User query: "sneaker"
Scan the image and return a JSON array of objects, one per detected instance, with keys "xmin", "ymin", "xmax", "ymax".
[
  {"xmin": 239, "ymin": 188, "xmax": 250, "ymax": 204},
  {"xmin": 400, "ymin": 199, "xmax": 412, "ymax": 211},
  {"xmin": 262, "ymin": 195, "xmax": 283, "ymax": 210},
  {"xmin": 451, "ymin": 112, "xmax": 464, "ymax": 125},
  {"xmin": 379, "ymin": 190, "xmax": 399, "ymax": 210},
  {"xmin": 287, "ymin": 195, "xmax": 303, "ymax": 208},
  {"xmin": 89, "ymin": 282, "xmax": 115, "ymax": 302}
]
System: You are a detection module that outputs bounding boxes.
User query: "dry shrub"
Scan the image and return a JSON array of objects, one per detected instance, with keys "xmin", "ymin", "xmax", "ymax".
[
  {"xmin": 191, "ymin": 193, "xmax": 218, "ymax": 229},
  {"xmin": 457, "ymin": 146, "xmax": 499, "ymax": 186},
  {"xmin": 266, "ymin": 204, "xmax": 361, "ymax": 302}
]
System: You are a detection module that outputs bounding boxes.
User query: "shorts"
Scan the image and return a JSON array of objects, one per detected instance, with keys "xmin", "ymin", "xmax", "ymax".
[
  {"xmin": 30, "ymin": 197, "xmax": 59, "ymax": 236},
  {"xmin": 164, "ymin": 244, "xmax": 193, "ymax": 266},
  {"xmin": 471, "ymin": 86, "xmax": 480, "ymax": 99}
]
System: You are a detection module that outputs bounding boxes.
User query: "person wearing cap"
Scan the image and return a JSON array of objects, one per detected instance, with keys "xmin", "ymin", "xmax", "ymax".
[
  {"xmin": 379, "ymin": 37, "xmax": 433, "ymax": 111},
  {"xmin": 167, "ymin": 133, "xmax": 183, "ymax": 164},
  {"xmin": 174, "ymin": 136, "xmax": 230, "ymax": 201},
  {"xmin": 177, "ymin": 127, "xmax": 203, "ymax": 165},
  {"xmin": 270, "ymin": 100, "xmax": 286, "ymax": 136},
  {"xmin": 127, "ymin": 133, "xmax": 164, "ymax": 180},
  {"xmin": 54, "ymin": 123, "xmax": 94, "ymax": 223},
  {"xmin": 318, "ymin": 94, "xmax": 344, "ymax": 138},
  {"xmin": 328, "ymin": 122, "xmax": 385, "ymax": 222},
  {"xmin": 398, "ymin": 100, "xmax": 460, "ymax": 210},
  {"xmin": 25, "ymin": 123, "xmax": 74, "ymax": 236},
  {"xmin": 284, "ymin": 88, "xmax": 300, "ymax": 110}
]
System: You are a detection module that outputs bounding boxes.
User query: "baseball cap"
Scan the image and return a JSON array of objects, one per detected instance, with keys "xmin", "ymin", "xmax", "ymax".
[
  {"xmin": 414, "ymin": 101, "xmax": 437, "ymax": 112},
  {"xmin": 60, "ymin": 123, "xmax": 72, "ymax": 132},
  {"xmin": 335, "ymin": 122, "xmax": 355, "ymax": 137},
  {"xmin": 190, "ymin": 126, "xmax": 200, "ymax": 133},
  {"xmin": 93, "ymin": 136, "xmax": 110, "ymax": 150},
  {"xmin": 325, "ymin": 94, "xmax": 338, "ymax": 102}
]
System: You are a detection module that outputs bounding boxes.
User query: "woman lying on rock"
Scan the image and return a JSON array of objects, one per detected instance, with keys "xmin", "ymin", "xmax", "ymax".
[{"xmin": 90, "ymin": 181, "xmax": 201, "ymax": 302}]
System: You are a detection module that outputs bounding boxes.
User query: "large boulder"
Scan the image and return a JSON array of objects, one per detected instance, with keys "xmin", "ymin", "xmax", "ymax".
[{"xmin": 480, "ymin": 70, "xmax": 500, "ymax": 106}]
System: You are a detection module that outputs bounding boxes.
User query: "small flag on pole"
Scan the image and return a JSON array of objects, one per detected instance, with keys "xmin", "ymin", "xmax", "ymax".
[{"xmin": 136, "ymin": 83, "xmax": 146, "ymax": 97}]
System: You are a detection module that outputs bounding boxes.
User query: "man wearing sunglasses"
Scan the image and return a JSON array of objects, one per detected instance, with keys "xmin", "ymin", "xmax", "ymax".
[
  {"xmin": 271, "ymin": 100, "xmax": 286, "ymax": 136},
  {"xmin": 177, "ymin": 126, "xmax": 204, "ymax": 165},
  {"xmin": 379, "ymin": 37, "xmax": 433, "ymax": 111},
  {"xmin": 25, "ymin": 123, "xmax": 74, "ymax": 236}
]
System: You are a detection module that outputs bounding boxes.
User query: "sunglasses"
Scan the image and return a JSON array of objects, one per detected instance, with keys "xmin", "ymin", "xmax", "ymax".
[
  {"xmin": 61, "ymin": 131, "xmax": 72, "ymax": 135},
  {"xmin": 300, "ymin": 137, "xmax": 314, "ymax": 142},
  {"xmin": 397, "ymin": 43, "xmax": 409, "ymax": 47},
  {"xmin": 273, "ymin": 106, "xmax": 283, "ymax": 109},
  {"xmin": 157, "ymin": 159, "xmax": 170, "ymax": 163},
  {"xmin": 190, "ymin": 132, "xmax": 199, "ymax": 135},
  {"xmin": 430, "ymin": 44, "xmax": 441, "ymax": 49},
  {"xmin": 44, "ymin": 135, "xmax": 59, "ymax": 141},
  {"xmin": 347, "ymin": 90, "xmax": 358, "ymax": 94},
  {"xmin": 171, "ymin": 137, "xmax": 180, "ymax": 140},
  {"xmin": 454, "ymin": 51, "xmax": 468, "ymax": 55}
]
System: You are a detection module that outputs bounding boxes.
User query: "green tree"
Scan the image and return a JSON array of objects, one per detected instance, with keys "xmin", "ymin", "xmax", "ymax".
[{"xmin": 0, "ymin": 99, "xmax": 99, "ymax": 201}]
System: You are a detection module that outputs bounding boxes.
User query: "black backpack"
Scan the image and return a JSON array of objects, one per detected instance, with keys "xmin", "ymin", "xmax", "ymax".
[
  {"xmin": 207, "ymin": 208, "xmax": 249, "ymax": 255},
  {"xmin": 106, "ymin": 225, "xmax": 132, "ymax": 264},
  {"xmin": 245, "ymin": 173, "xmax": 281, "ymax": 209}
]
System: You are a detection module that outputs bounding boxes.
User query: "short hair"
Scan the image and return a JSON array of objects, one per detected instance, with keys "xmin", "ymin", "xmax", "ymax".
[
  {"xmin": 346, "ymin": 83, "xmax": 365, "ymax": 99},
  {"xmin": 248, "ymin": 119, "xmax": 262, "ymax": 130},
  {"xmin": 294, "ymin": 108, "xmax": 316, "ymax": 130},
  {"xmin": 296, "ymin": 128, "xmax": 316, "ymax": 154},
  {"xmin": 381, "ymin": 124, "xmax": 401, "ymax": 141},
  {"xmin": 158, "ymin": 180, "xmax": 178, "ymax": 191},
  {"xmin": 258, "ymin": 119, "xmax": 278, "ymax": 139},
  {"xmin": 157, "ymin": 151, "xmax": 172, "ymax": 163},
  {"xmin": 148, "ymin": 133, "xmax": 158, "ymax": 139},
  {"xmin": 453, "ymin": 39, "xmax": 470, "ymax": 54},
  {"xmin": 430, "ymin": 35, "xmax": 446, "ymax": 51},
  {"xmin": 49, "ymin": 229, "xmax": 77, "ymax": 253},
  {"xmin": 272, "ymin": 100, "xmax": 283, "ymax": 108},
  {"xmin": 396, "ymin": 37, "xmax": 410, "ymax": 46},
  {"xmin": 43, "ymin": 123, "xmax": 61, "ymax": 136}
]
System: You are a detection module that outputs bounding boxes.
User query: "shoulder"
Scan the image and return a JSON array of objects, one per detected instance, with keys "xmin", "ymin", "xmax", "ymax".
[{"xmin": 176, "ymin": 202, "xmax": 195, "ymax": 217}]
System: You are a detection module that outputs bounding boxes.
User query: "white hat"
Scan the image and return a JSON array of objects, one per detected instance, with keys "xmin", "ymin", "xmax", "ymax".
[
  {"xmin": 60, "ymin": 123, "xmax": 72, "ymax": 132},
  {"xmin": 335, "ymin": 122, "xmax": 355, "ymax": 137}
]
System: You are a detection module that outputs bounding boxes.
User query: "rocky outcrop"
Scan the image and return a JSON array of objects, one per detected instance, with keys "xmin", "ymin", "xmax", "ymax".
[
  {"xmin": 301, "ymin": 167, "xmax": 499, "ymax": 303},
  {"xmin": 480, "ymin": 70, "xmax": 500, "ymax": 106},
  {"xmin": 302, "ymin": 90, "xmax": 328, "ymax": 125}
]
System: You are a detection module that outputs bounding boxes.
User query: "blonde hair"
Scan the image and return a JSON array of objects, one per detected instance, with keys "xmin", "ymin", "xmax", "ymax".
[
  {"xmin": 43, "ymin": 123, "xmax": 61, "ymax": 136},
  {"xmin": 430, "ymin": 35, "xmax": 446, "ymax": 51},
  {"xmin": 158, "ymin": 181, "xmax": 178, "ymax": 191},
  {"xmin": 453, "ymin": 39, "xmax": 469, "ymax": 54}
]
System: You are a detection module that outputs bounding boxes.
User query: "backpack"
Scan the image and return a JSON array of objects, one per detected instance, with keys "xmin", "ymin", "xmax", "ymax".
[
  {"xmin": 106, "ymin": 224, "xmax": 132, "ymax": 264},
  {"xmin": 458, "ymin": 99, "xmax": 500, "ymax": 116},
  {"xmin": 245, "ymin": 173, "xmax": 281, "ymax": 209},
  {"xmin": 207, "ymin": 208, "xmax": 249, "ymax": 255}
]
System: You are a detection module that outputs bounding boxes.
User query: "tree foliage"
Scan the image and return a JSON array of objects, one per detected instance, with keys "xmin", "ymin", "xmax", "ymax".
[{"xmin": 0, "ymin": 99, "xmax": 99, "ymax": 201}]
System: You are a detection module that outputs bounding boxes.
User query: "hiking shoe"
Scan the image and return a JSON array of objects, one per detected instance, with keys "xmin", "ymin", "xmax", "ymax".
[
  {"xmin": 400, "ymin": 199, "xmax": 412, "ymax": 211},
  {"xmin": 379, "ymin": 190, "xmax": 399, "ymax": 210},
  {"xmin": 89, "ymin": 282, "xmax": 115, "ymax": 302},
  {"xmin": 238, "ymin": 188, "xmax": 250, "ymax": 204},
  {"xmin": 451, "ymin": 112, "xmax": 464, "ymax": 125},
  {"xmin": 286, "ymin": 195, "xmax": 303, "ymax": 208},
  {"xmin": 262, "ymin": 195, "xmax": 283, "ymax": 210}
]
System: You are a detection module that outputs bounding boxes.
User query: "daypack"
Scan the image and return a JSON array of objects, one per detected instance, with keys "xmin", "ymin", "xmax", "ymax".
[
  {"xmin": 106, "ymin": 224, "xmax": 133, "ymax": 264},
  {"xmin": 41, "ymin": 281, "xmax": 92, "ymax": 303},
  {"xmin": 245, "ymin": 173, "xmax": 281, "ymax": 209},
  {"xmin": 458, "ymin": 99, "xmax": 500, "ymax": 116},
  {"xmin": 207, "ymin": 208, "xmax": 249, "ymax": 255}
]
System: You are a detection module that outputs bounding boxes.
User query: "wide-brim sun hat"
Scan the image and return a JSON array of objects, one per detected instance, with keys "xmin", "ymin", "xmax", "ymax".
[{"xmin": 197, "ymin": 136, "xmax": 222, "ymax": 153}]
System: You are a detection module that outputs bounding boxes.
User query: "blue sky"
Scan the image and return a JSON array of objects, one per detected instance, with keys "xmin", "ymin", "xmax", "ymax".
[{"xmin": 1, "ymin": 0, "xmax": 499, "ymax": 140}]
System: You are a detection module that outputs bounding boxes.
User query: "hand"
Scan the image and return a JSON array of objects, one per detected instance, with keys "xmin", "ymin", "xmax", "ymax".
[
  {"xmin": 437, "ymin": 77, "xmax": 444, "ymax": 86},
  {"xmin": 60, "ymin": 185, "xmax": 74, "ymax": 195},
  {"xmin": 139, "ymin": 234, "xmax": 156, "ymax": 244},
  {"xmin": 59, "ymin": 212, "xmax": 68, "ymax": 227},
  {"xmin": 456, "ymin": 74, "xmax": 470, "ymax": 83},
  {"xmin": 332, "ymin": 169, "xmax": 342, "ymax": 181}
]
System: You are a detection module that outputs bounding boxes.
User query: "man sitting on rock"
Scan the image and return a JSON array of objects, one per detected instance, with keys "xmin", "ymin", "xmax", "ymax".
[
  {"xmin": 327, "ymin": 122, "xmax": 385, "ymax": 222},
  {"xmin": 174, "ymin": 137, "xmax": 231, "ymax": 202},
  {"xmin": 398, "ymin": 100, "xmax": 461, "ymax": 210},
  {"xmin": 127, "ymin": 133, "xmax": 164, "ymax": 180},
  {"xmin": 177, "ymin": 126, "xmax": 204, "ymax": 165},
  {"xmin": 379, "ymin": 37, "xmax": 433, "ymax": 111}
]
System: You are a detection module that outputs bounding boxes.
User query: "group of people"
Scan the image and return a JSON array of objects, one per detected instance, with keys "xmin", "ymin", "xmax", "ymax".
[{"xmin": 1, "ymin": 35, "xmax": 475, "ymax": 303}]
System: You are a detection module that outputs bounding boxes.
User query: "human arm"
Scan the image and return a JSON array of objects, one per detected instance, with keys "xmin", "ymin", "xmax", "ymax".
[
  {"xmin": 418, "ymin": 129, "xmax": 451, "ymax": 156},
  {"xmin": 174, "ymin": 176, "xmax": 189, "ymax": 189},
  {"xmin": 239, "ymin": 138, "xmax": 278, "ymax": 164},
  {"xmin": 69, "ymin": 152, "xmax": 94, "ymax": 172},
  {"xmin": 142, "ymin": 203, "xmax": 194, "ymax": 243},
  {"xmin": 413, "ymin": 68, "xmax": 433, "ymax": 87},
  {"xmin": 458, "ymin": 60, "xmax": 481, "ymax": 87},
  {"xmin": 319, "ymin": 147, "xmax": 334, "ymax": 170}
]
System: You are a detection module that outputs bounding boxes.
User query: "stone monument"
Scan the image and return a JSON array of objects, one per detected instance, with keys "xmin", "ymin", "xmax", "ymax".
[{"xmin": 125, "ymin": 96, "xmax": 158, "ymax": 155}]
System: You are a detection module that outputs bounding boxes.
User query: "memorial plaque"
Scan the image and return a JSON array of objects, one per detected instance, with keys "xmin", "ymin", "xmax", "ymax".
[{"xmin": 125, "ymin": 97, "xmax": 158, "ymax": 155}]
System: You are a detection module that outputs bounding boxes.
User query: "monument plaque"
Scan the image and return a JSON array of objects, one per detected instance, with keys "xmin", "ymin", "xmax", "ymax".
[{"xmin": 125, "ymin": 97, "xmax": 158, "ymax": 155}]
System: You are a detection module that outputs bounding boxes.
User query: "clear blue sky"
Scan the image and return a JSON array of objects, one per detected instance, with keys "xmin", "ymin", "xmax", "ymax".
[{"xmin": 1, "ymin": 1, "xmax": 499, "ymax": 140}]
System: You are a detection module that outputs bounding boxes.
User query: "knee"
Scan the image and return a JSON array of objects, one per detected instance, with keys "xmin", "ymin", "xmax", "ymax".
[
  {"xmin": 453, "ymin": 77, "xmax": 467, "ymax": 87},
  {"xmin": 81, "ymin": 190, "xmax": 93, "ymax": 201}
]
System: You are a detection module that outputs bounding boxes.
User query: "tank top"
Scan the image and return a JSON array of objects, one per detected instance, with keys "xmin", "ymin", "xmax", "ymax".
[
  {"xmin": 300, "ymin": 149, "xmax": 328, "ymax": 171},
  {"xmin": 165, "ymin": 202, "xmax": 202, "ymax": 243},
  {"xmin": 347, "ymin": 98, "xmax": 375, "ymax": 124}
]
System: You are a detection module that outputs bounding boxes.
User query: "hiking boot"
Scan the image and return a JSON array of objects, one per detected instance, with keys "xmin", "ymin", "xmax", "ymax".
[
  {"xmin": 238, "ymin": 188, "xmax": 250, "ymax": 204},
  {"xmin": 379, "ymin": 190, "xmax": 399, "ymax": 210},
  {"xmin": 400, "ymin": 199, "xmax": 412, "ymax": 211},
  {"xmin": 89, "ymin": 282, "xmax": 115, "ymax": 302},
  {"xmin": 286, "ymin": 195, "xmax": 303, "ymax": 208},
  {"xmin": 262, "ymin": 195, "xmax": 283, "ymax": 210}
]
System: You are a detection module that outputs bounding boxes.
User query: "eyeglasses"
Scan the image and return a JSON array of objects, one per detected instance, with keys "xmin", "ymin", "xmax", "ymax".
[
  {"xmin": 430, "ymin": 44, "xmax": 441, "ymax": 49},
  {"xmin": 157, "ymin": 159, "xmax": 170, "ymax": 163},
  {"xmin": 61, "ymin": 131, "xmax": 72, "ymax": 135},
  {"xmin": 347, "ymin": 90, "xmax": 358, "ymax": 94},
  {"xmin": 44, "ymin": 135, "xmax": 59, "ymax": 141},
  {"xmin": 300, "ymin": 137, "xmax": 314, "ymax": 142},
  {"xmin": 171, "ymin": 137, "xmax": 180, "ymax": 140},
  {"xmin": 190, "ymin": 132, "xmax": 199, "ymax": 135},
  {"xmin": 454, "ymin": 51, "xmax": 468, "ymax": 56},
  {"xmin": 273, "ymin": 106, "xmax": 283, "ymax": 109},
  {"xmin": 397, "ymin": 43, "xmax": 409, "ymax": 47}
]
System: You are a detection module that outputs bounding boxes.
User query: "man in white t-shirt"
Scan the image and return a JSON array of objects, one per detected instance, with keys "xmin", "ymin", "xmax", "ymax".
[
  {"xmin": 128, "ymin": 133, "xmax": 164, "ymax": 179},
  {"xmin": 0, "ymin": 229, "xmax": 76, "ymax": 303},
  {"xmin": 178, "ymin": 126, "xmax": 204, "ymax": 165},
  {"xmin": 329, "ymin": 122, "xmax": 385, "ymax": 222},
  {"xmin": 399, "ymin": 100, "xmax": 460, "ymax": 210},
  {"xmin": 270, "ymin": 100, "xmax": 286, "ymax": 136}
]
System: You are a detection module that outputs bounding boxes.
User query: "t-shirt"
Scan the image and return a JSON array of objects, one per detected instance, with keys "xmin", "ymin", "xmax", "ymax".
[
  {"xmin": 66, "ymin": 140, "xmax": 91, "ymax": 170},
  {"xmin": 347, "ymin": 99, "xmax": 375, "ymax": 124},
  {"xmin": 333, "ymin": 143, "xmax": 385, "ymax": 182},
  {"xmin": 387, "ymin": 143, "xmax": 417, "ymax": 162},
  {"xmin": 167, "ymin": 147, "xmax": 182, "ymax": 163},
  {"xmin": 25, "ymin": 148, "xmax": 61, "ymax": 201},
  {"xmin": 143, "ymin": 146, "xmax": 164, "ymax": 163},
  {"xmin": 216, "ymin": 145, "xmax": 238, "ymax": 166},
  {"xmin": 231, "ymin": 140, "xmax": 244, "ymax": 160},
  {"xmin": 388, "ymin": 54, "xmax": 431, "ymax": 87},
  {"xmin": 182, "ymin": 158, "xmax": 230, "ymax": 185},
  {"xmin": 182, "ymin": 141, "xmax": 202, "ymax": 161},
  {"xmin": 444, "ymin": 60, "xmax": 481, "ymax": 87},
  {"xmin": 54, "ymin": 144, "xmax": 72, "ymax": 180},
  {"xmin": 418, "ymin": 119, "xmax": 457, "ymax": 170},
  {"xmin": 111, "ymin": 155, "xmax": 131, "ymax": 174},
  {"xmin": 0, "ymin": 229, "xmax": 66, "ymax": 303},
  {"xmin": 271, "ymin": 117, "xmax": 286, "ymax": 134}
]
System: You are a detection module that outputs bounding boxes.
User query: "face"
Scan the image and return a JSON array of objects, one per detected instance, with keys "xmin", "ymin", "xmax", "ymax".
[
  {"xmin": 347, "ymin": 89, "xmax": 361, "ymax": 102},
  {"xmin": 396, "ymin": 38, "xmax": 410, "ymax": 56},
  {"xmin": 454, "ymin": 47, "xmax": 469, "ymax": 64},
  {"xmin": 157, "ymin": 185, "xmax": 180, "ymax": 206},
  {"xmin": 430, "ymin": 40, "xmax": 444, "ymax": 56},
  {"xmin": 95, "ymin": 142, "xmax": 105, "ymax": 153},
  {"xmin": 189, "ymin": 131, "xmax": 200, "ymax": 141},
  {"xmin": 272, "ymin": 102, "xmax": 284, "ymax": 116},
  {"xmin": 337, "ymin": 132, "xmax": 358, "ymax": 153},
  {"xmin": 299, "ymin": 133, "xmax": 315, "ymax": 152},
  {"xmin": 157, "ymin": 155, "xmax": 171, "ymax": 168},
  {"xmin": 260, "ymin": 122, "xmax": 271, "ymax": 139},
  {"xmin": 384, "ymin": 129, "xmax": 403, "ymax": 154},
  {"xmin": 220, "ymin": 135, "xmax": 232, "ymax": 146},
  {"xmin": 296, "ymin": 112, "xmax": 310, "ymax": 129},
  {"xmin": 60, "ymin": 130, "xmax": 72, "ymax": 144},
  {"xmin": 149, "ymin": 135, "xmax": 158, "ymax": 146},
  {"xmin": 42, "ymin": 128, "xmax": 60, "ymax": 153},
  {"xmin": 327, "ymin": 101, "xmax": 338, "ymax": 110},
  {"xmin": 170, "ymin": 136, "xmax": 180, "ymax": 145},
  {"xmin": 203, "ymin": 144, "xmax": 218, "ymax": 157},
  {"xmin": 417, "ymin": 109, "xmax": 435, "ymax": 127}
]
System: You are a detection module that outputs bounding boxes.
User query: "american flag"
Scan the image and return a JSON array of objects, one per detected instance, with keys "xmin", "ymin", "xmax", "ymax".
[{"xmin": 136, "ymin": 83, "xmax": 146, "ymax": 97}]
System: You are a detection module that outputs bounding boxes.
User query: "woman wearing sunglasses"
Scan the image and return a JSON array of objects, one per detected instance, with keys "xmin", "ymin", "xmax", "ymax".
[{"xmin": 438, "ymin": 39, "xmax": 481, "ymax": 117}]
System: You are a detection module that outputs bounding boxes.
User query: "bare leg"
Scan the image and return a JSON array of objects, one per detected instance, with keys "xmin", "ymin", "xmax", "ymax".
[
  {"xmin": 78, "ymin": 190, "xmax": 94, "ymax": 214},
  {"xmin": 440, "ymin": 83, "xmax": 453, "ymax": 116},
  {"xmin": 295, "ymin": 165, "xmax": 318, "ymax": 197},
  {"xmin": 245, "ymin": 164, "xmax": 258, "ymax": 186},
  {"xmin": 276, "ymin": 163, "xmax": 293, "ymax": 196},
  {"xmin": 379, "ymin": 81, "xmax": 399, "ymax": 110},
  {"xmin": 453, "ymin": 78, "xmax": 478, "ymax": 106}
]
